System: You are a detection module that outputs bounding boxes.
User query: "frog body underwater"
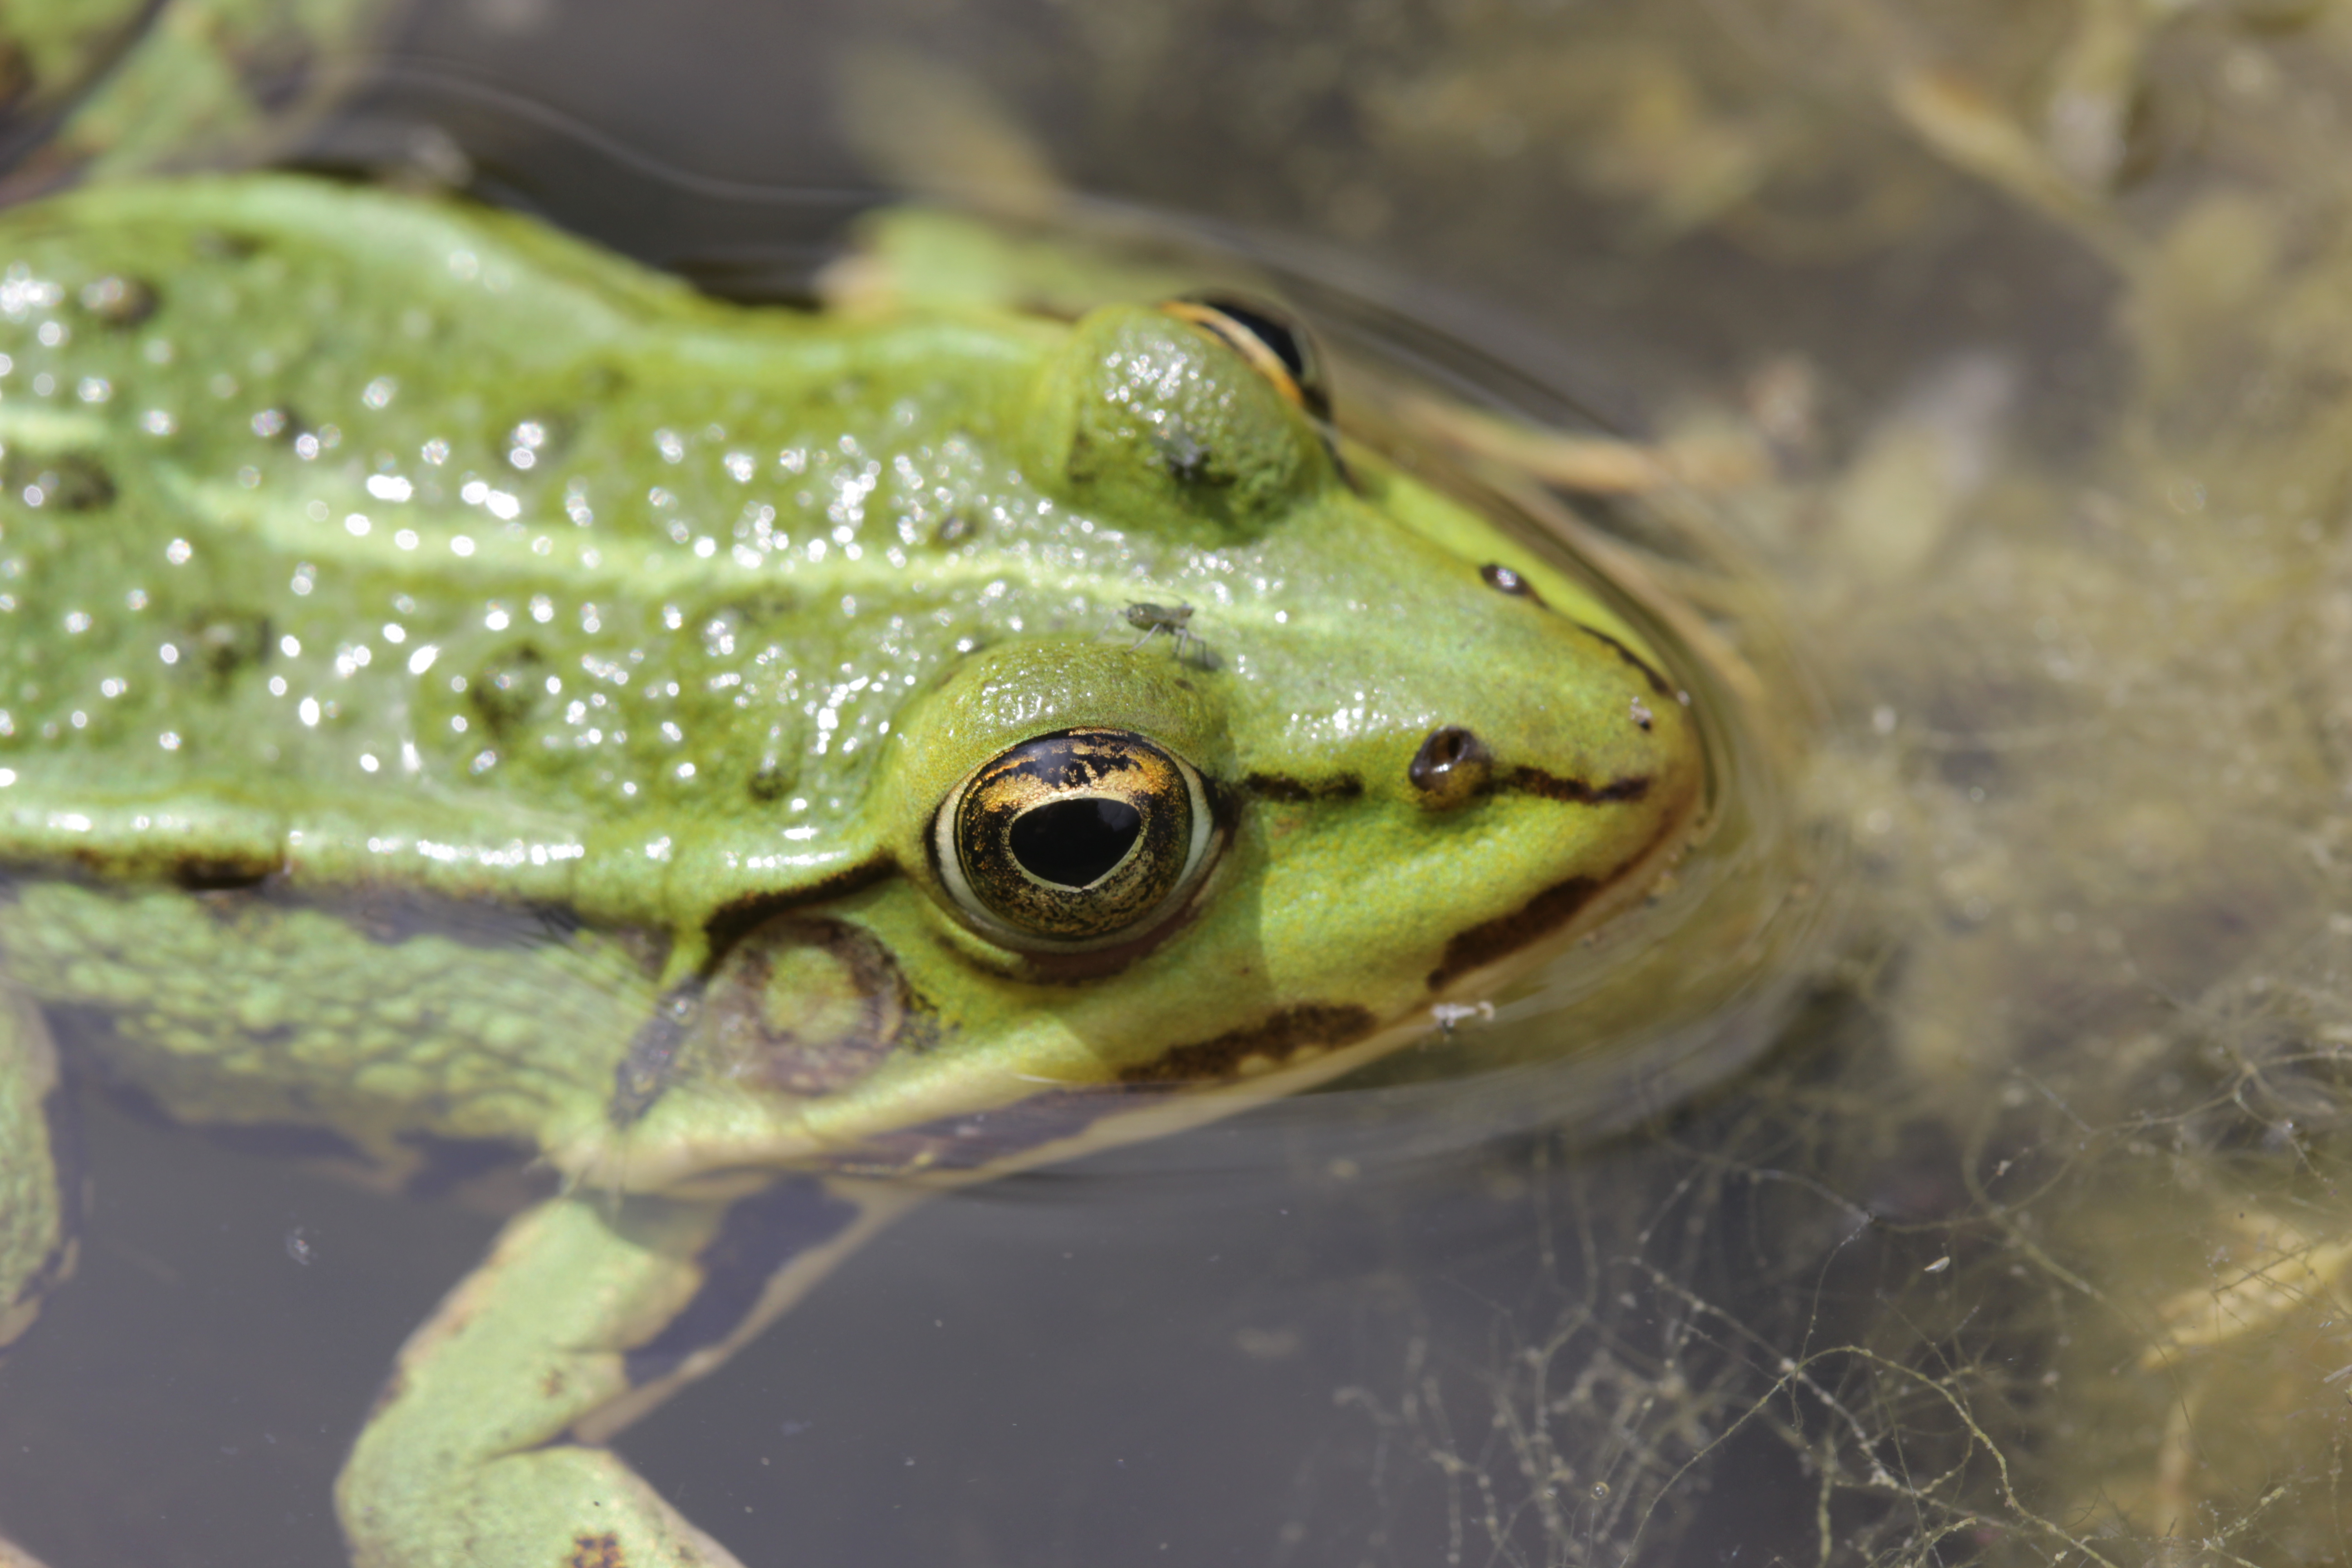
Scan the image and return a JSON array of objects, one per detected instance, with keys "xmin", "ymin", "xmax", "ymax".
[{"xmin": 0, "ymin": 174, "xmax": 1703, "ymax": 1565}]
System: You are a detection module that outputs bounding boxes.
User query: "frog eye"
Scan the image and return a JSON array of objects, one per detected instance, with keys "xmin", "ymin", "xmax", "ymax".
[
  {"xmin": 1161, "ymin": 295, "xmax": 1332, "ymax": 423},
  {"xmin": 934, "ymin": 728, "xmax": 1216, "ymax": 948}
]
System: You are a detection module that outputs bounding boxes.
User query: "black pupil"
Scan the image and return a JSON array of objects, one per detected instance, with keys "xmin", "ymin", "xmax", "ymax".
[{"xmin": 1009, "ymin": 797, "xmax": 1145, "ymax": 888}]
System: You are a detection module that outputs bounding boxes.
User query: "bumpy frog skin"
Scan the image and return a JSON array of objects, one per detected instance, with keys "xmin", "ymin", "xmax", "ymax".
[{"xmin": 0, "ymin": 175, "xmax": 1703, "ymax": 1566}]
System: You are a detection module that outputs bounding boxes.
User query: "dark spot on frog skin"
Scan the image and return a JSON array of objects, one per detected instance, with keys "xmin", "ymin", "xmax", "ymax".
[
  {"xmin": 567, "ymin": 1532, "xmax": 624, "ymax": 1568},
  {"xmin": 1152, "ymin": 416, "xmax": 1214, "ymax": 483},
  {"xmin": 621, "ymin": 1177, "xmax": 859, "ymax": 1387},
  {"xmin": 76, "ymin": 274, "xmax": 156, "ymax": 327},
  {"xmin": 747, "ymin": 759, "xmax": 794, "ymax": 802},
  {"xmin": 175, "ymin": 610, "xmax": 271, "ymax": 686},
  {"xmin": 466, "ymin": 643, "xmax": 552, "ymax": 742},
  {"xmin": 1122, "ymin": 1002, "xmax": 1377, "ymax": 1085},
  {"xmin": 742, "ymin": 713, "xmax": 809, "ymax": 806},
  {"xmin": 0, "ymin": 449, "xmax": 114, "ymax": 510}
]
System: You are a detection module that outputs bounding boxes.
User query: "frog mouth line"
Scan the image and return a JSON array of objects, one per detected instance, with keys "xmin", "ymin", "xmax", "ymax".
[{"xmin": 808, "ymin": 1001, "xmax": 1381, "ymax": 1179}]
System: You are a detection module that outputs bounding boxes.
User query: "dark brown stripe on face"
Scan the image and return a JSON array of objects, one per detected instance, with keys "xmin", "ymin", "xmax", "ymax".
[
  {"xmin": 1241, "ymin": 772, "xmax": 1363, "ymax": 802},
  {"xmin": 1572, "ymin": 622, "xmax": 1671, "ymax": 696},
  {"xmin": 1123, "ymin": 1002, "xmax": 1377, "ymax": 1085},
  {"xmin": 1501, "ymin": 769, "xmax": 1651, "ymax": 805},
  {"xmin": 1426, "ymin": 876, "xmax": 1602, "ymax": 992},
  {"xmin": 1423, "ymin": 805, "xmax": 1689, "ymax": 992}
]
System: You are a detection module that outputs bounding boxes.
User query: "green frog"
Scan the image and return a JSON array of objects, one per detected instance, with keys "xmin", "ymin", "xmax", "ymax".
[{"xmin": 0, "ymin": 169, "xmax": 1705, "ymax": 1564}]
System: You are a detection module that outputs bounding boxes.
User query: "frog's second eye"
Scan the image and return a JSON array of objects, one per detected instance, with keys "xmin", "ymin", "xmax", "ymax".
[
  {"xmin": 1161, "ymin": 295, "xmax": 1331, "ymax": 423},
  {"xmin": 934, "ymin": 728, "xmax": 1216, "ymax": 948}
]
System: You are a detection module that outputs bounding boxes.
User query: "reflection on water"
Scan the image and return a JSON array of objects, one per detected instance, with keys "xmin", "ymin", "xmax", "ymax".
[{"xmin": 9, "ymin": 0, "xmax": 2352, "ymax": 1563}]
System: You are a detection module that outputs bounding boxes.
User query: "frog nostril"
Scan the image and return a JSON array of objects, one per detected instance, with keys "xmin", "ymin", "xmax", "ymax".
[
  {"xmin": 1479, "ymin": 563, "xmax": 1544, "ymax": 603},
  {"xmin": 1408, "ymin": 726, "xmax": 1491, "ymax": 808}
]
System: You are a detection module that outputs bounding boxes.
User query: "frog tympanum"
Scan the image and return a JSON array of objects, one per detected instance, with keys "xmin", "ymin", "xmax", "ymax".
[{"xmin": 0, "ymin": 176, "xmax": 1704, "ymax": 1565}]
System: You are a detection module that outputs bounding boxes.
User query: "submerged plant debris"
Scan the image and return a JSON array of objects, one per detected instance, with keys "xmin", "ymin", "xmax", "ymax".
[
  {"xmin": 1142, "ymin": 2, "xmax": 2352, "ymax": 1561},
  {"xmin": 812, "ymin": 0, "xmax": 2352, "ymax": 1559}
]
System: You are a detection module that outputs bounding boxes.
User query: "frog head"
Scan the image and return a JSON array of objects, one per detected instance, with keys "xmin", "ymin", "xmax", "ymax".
[
  {"xmin": 0, "ymin": 173, "xmax": 1700, "ymax": 1192},
  {"xmin": 597, "ymin": 297, "xmax": 1706, "ymax": 1191}
]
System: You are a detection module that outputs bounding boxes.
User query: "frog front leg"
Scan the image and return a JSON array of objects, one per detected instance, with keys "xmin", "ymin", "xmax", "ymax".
[
  {"xmin": 338, "ymin": 1178, "xmax": 916, "ymax": 1568},
  {"xmin": 0, "ymin": 991, "xmax": 71, "ymax": 1568}
]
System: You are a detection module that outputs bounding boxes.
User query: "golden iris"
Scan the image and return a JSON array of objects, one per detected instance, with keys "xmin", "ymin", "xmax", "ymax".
[{"xmin": 935, "ymin": 728, "xmax": 1213, "ymax": 945}]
